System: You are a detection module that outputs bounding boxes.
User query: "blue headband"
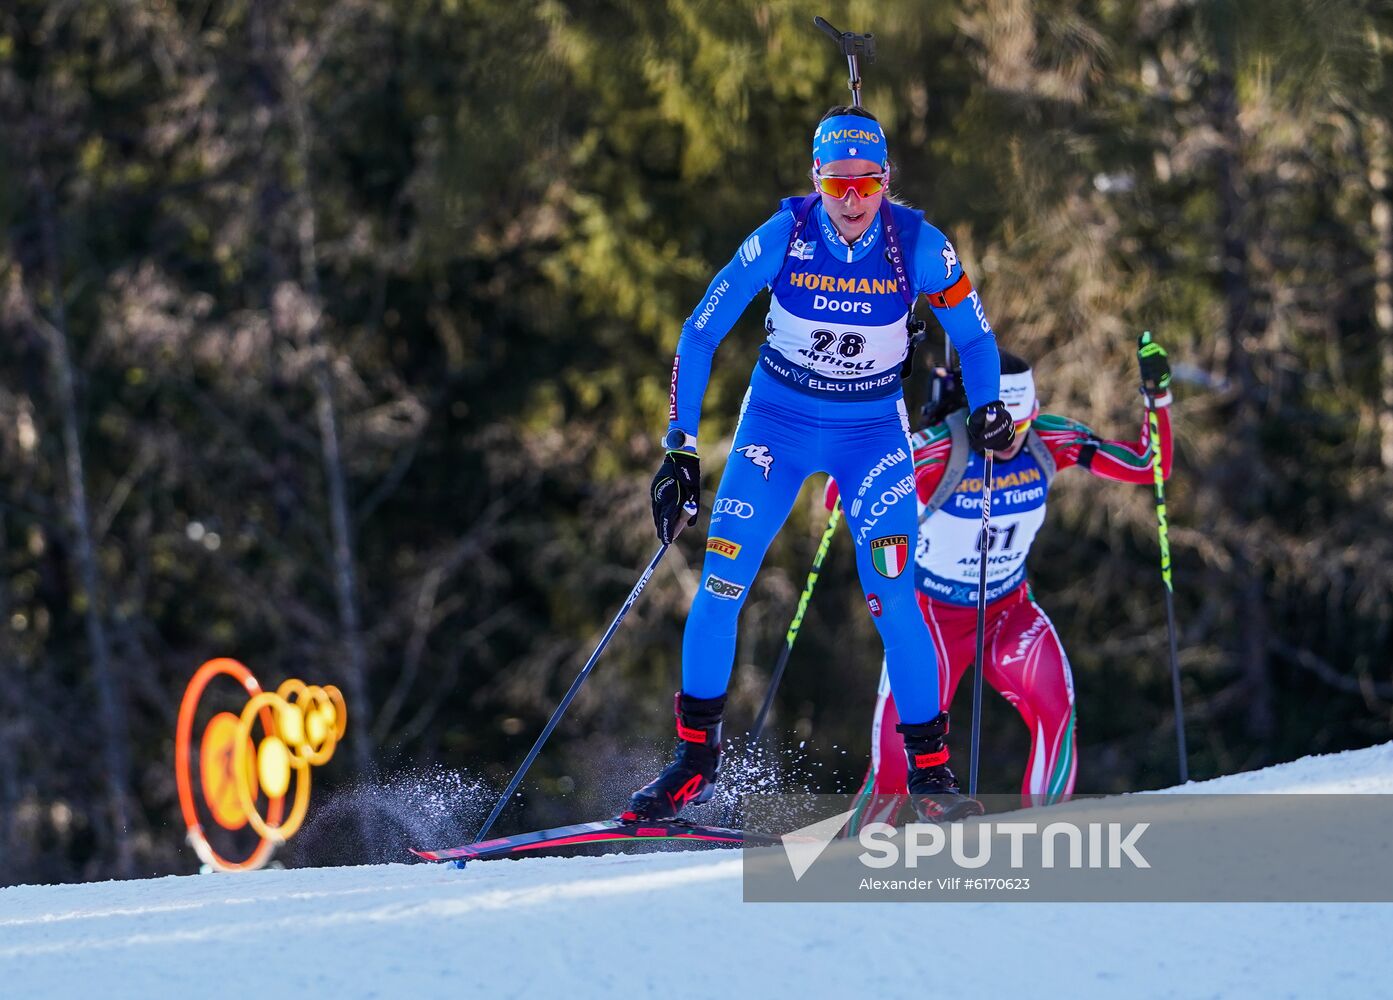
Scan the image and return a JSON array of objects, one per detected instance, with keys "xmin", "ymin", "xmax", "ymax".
[{"xmin": 812, "ymin": 114, "xmax": 888, "ymax": 167}]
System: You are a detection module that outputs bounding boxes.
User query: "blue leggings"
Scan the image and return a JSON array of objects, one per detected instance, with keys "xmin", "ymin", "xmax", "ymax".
[{"xmin": 683, "ymin": 368, "xmax": 940, "ymax": 725}]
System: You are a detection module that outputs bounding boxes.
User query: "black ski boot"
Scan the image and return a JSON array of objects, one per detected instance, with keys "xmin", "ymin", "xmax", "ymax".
[
  {"xmin": 898, "ymin": 712, "xmax": 984, "ymax": 823},
  {"xmin": 623, "ymin": 692, "xmax": 725, "ymax": 822}
]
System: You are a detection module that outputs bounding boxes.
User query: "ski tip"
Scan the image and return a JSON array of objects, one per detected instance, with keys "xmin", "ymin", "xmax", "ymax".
[{"xmin": 452, "ymin": 859, "xmax": 469, "ymax": 870}]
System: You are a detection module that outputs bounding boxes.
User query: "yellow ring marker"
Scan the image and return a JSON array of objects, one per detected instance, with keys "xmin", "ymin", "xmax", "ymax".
[
  {"xmin": 296, "ymin": 686, "xmax": 338, "ymax": 765},
  {"xmin": 200, "ymin": 712, "xmax": 258, "ymax": 831},
  {"xmin": 274, "ymin": 680, "xmax": 316, "ymax": 765},
  {"xmin": 280, "ymin": 685, "xmax": 329, "ymax": 765},
  {"xmin": 257, "ymin": 735, "xmax": 293, "ymax": 799},
  {"xmin": 306, "ymin": 704, "xmax": 329, "ymax": 747},
  {"xmin": 278, "ymin": 700, "xmax": 306, "ymax": 747},
  {"xmin": 235, "ymin": 692, "xmax": 311, "ymax": 843},
  {"xmin": 326, "ymin": 685, "xmax": 348, "ymax": 739}
]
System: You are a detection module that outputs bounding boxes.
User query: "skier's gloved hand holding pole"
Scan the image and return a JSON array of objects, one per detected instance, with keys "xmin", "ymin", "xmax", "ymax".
[
  {"xmin": 967, "ymin": 401, "xmax": 1016, "ymax": 452},
  {"xmin": 651, "ymin": 428, "xmax": 700, "ymax": 543},
  {"xmin": 1137, "ymin": 330, "xmax": 1173, "ymax": 407}
]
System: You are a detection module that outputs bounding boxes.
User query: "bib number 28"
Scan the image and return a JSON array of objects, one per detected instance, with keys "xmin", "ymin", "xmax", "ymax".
[{"xmin": 811, "ymin": 329, "xmax": 867, "ymax": 358}]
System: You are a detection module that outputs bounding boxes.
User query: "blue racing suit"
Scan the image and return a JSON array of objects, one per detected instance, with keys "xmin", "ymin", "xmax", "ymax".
[{"xmin": 667, "ymin": 197, "xmax": 1000, "ymax": 725}]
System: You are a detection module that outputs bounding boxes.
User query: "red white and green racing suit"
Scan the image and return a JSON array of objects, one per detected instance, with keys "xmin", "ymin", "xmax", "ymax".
[{"xmin": 846, "ymin": 402, "xmax": 1173, "ymax": 831}]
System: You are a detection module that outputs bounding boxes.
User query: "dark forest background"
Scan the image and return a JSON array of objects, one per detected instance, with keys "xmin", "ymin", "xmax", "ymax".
[{"xmin": 2, "ymin": 0, "xmax": 1391, "ymax": 884}]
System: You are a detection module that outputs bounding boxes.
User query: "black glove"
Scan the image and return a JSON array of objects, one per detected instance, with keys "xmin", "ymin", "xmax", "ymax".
[
  {"xmin": 1137, "ymin": 331, "xmax": 1173, "ymax": 405},
  {"xmin": 967, "ymin": 401, "xmax": 1015, "ymax": 453},
  {"xmin": 651, "ymin": 450, "xmax": 700, "ymax": 544},
  {"xmin": 920, "ymin": 366, "xmax": 967, "ymax": 426}
]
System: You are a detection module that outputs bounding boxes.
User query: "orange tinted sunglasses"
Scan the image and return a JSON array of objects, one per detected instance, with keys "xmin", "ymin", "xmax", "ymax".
[{"xmin": 816, "ymin": 172, "xmax": 886, "ymax": 199}]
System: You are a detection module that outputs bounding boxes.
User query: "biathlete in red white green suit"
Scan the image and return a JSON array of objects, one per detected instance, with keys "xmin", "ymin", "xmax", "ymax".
[{"xmin": 834, "ymin": 338, "xmax": 1174, "ymax": 831}]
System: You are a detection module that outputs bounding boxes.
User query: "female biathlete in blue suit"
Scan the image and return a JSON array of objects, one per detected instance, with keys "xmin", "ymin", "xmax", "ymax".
[{"xmin": 629, "ymin": 106, "xmax": 1017, "ymax": 824}]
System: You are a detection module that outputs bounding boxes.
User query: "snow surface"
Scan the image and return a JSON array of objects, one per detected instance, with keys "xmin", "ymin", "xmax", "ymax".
[{"xmin": 3, "ymin": 744, "xmax": 1392, "ymax": 999}]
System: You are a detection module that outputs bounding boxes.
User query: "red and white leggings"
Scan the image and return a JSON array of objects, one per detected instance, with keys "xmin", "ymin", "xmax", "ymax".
[{"xmin": 848, "ymin": 584, "xmax": 1077, "ymax": 831}]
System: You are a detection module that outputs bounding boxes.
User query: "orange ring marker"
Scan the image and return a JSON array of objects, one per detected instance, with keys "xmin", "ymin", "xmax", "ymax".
[
  {"xmin": 176, "ymin": 659, "xmax": 347, "ymax": 872},
  {"xmin": 175, "ymin": 658, "xmax": 285, "ymax": 872}
]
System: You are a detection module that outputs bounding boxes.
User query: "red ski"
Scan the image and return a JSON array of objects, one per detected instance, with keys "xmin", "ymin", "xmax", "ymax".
[{"xmin": 411, "ymin": 818, "xmax": 782, "ymax": 863}]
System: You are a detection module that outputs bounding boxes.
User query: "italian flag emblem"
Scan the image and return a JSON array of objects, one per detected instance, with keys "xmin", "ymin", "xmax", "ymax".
[{"xmin": 870, "ymin": 535, "xmax": 910, "ymax": 578}]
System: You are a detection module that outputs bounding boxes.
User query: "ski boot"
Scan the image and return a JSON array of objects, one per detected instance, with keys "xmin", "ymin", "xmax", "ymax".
[
  {"xmin": 623, "ymin": 692, "xmax": 725, "ymax": 822},
  {"xmin": 898, "ymin": 712, "xmax": 984, "ymax": 823}
]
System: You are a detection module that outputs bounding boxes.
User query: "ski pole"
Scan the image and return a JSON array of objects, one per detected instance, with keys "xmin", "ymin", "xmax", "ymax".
[
  {"xmin": 473, "ymin": 529, "xmax": 683, "ymax": 844},
  {"xmin": 968, "ymin": 451, "xmax": 994, "ymax": 798},
  {"xmin": 1141, "ymin": 333, "xmax": 1188, "ymax": 784},
  {"xmin": 748, "ymin": 497, "xmax": 843, "ymax": 745}
]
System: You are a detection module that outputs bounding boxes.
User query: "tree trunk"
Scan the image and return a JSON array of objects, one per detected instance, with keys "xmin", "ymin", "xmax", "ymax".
[
  {"xmin": 0, "ymin": 510, "xmax": 20, "ymax": 879},
  {"xmin": 32, "ymin": 173, "xmax": 137, "ymax": 876},
  {"xmin": 1211, "ymin": 55, "xmax": 1275, "ymax": 751},
  {"xmin": 287, "ymin": 40, "xmax": 373, "ymax": 784},
  {"xmin": 1368, "ymin": 115, "xmax": 1393, "ymax": 474},
  {"xmin": 251, "ymin": 0, "xmax": 373, "ymax": 779}
]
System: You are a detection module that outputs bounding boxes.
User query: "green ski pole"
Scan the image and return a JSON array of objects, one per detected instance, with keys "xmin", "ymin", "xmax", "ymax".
[{"xmin": 1139, "ymin": 330, "xmax": 1188, "ymax": 784}]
